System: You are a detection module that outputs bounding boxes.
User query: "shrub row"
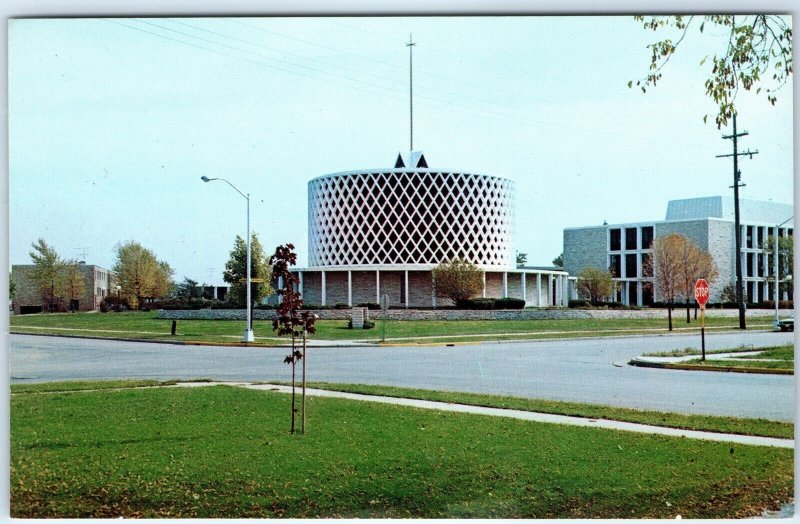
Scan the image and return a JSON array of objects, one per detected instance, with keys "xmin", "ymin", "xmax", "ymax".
[
  {"xmin": 568, "ymin": 300, "xmax": 629, "ymax": 309},
  {"xmin": 454, "ymin": 298, "xmax": 526, "ymax": 310}
]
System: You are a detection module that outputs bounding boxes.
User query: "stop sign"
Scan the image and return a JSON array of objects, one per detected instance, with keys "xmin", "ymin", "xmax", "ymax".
[{"xmin": 694, "ymin": 279, "xmax": 710, "ymax": 307}]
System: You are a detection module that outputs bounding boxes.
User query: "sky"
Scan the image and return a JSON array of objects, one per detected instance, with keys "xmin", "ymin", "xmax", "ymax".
[{"xmin": 8, "ymin": 15, "xmax": 794, "ymax": 285}]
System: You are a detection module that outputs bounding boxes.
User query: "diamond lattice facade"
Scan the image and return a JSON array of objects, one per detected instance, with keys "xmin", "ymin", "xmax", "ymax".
[
  {"xmin": 308, "ymin": 167, "xmax": 515, "ymax": 268},
  {"xmin": 296, "ymin": 152, "xmax": 571, "ymax": 308}
]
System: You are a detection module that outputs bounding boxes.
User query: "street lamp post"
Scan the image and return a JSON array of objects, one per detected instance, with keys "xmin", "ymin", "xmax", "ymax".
[
  {"xmin": 774, "ymin": 216, "xmax": 793, "ymax": 324},
  {"xmin": 201, "ymin": 176, "xmax": 255, "ymax": 342}
]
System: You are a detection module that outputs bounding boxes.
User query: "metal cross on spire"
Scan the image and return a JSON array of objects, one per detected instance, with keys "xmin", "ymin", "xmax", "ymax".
[{"xmin": 406, "ymin": 34, "xmax": 416, "ymax": 151}]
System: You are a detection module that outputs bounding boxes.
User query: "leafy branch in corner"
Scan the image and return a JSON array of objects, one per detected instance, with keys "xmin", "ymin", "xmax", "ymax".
[{"xmin": 629, "ymin": 15, "xmax": 792, "ymax": 128}]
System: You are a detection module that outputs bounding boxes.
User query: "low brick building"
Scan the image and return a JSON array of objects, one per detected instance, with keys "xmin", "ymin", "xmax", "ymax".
[{"xmin": 11, "ymin": 263, "xmax": 116, "ymax": 314}]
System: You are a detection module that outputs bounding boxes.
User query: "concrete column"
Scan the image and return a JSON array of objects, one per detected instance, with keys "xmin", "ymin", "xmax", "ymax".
[
  {"xmin": 549, "ymin": 274, "xmax": 554, "ymax": 306},
  {"xmin": 562, "ymin": 275, "xmax": 569, "ymax": 306},
  {"xmin": 376, "ymin": 270, "xmax": 381, "ymax": 304},
  {"xmin": 536, "ymin": 273, "xmax": 542, "ymax": 307},
  {"xmin": 404, "ymin": 270, "xmax": 409, "ymax": 308},
  {"xmin": 502, "ymin": 272, "xmax": 508, "ymax": 298},
  {"xmin": 347, "ymin": 271, "xmax": 352, "ymax": 307},
  {"xmin": 521, "ymin": 272, "xmax": 527, "ymax": 305},
  {"xmin": 298, "ymin": 272, "xmax": 304, "ymax": 299},
  {"xmin": 320, "ymin": 271, "xmax": 326, "ymax": 306},
  {"xmin": 432, "ymin": 273, "xmax": 436, "ymax": 308},
  {"xmin": 482, "ymin": 272, "xmax": 486, "ymax": 298}
]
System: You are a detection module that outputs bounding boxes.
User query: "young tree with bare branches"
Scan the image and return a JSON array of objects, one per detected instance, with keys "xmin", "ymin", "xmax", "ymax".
[
  {"xmin": 271, "ymin": 243, "xmax": 317, "ymax": 434},
  {"xmin": 646, "ymin": 233, "xmax": 685, "ymax": 331},
  {"xmin": 677, "ymin": 239, "xmax": 718, "ymax": 323}
]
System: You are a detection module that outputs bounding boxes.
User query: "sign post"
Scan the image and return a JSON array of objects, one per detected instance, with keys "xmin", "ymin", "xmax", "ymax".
[
  {"xmin": 694, "ymin": 279, "xmax": 710, "ymax": 360},
  {"xmin": 380, "ymin": 294, "xmax": 389, "ymax": 343}
]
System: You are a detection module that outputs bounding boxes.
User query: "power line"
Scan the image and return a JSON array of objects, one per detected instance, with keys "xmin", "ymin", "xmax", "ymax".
[{"xmin": 105, "ymin": 18, "xmax": 725, "ymax": 152}]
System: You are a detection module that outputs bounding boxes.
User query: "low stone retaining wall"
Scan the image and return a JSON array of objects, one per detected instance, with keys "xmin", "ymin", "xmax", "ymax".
[{"xmin": 156, "ymin": 308, "xmax": 779, "ymax": 321}]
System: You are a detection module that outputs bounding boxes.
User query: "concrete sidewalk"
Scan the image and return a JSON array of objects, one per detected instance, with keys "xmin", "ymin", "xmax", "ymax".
[{"xmin": 176, "ymin": 381, "xmax": 793, "ymax": 449}]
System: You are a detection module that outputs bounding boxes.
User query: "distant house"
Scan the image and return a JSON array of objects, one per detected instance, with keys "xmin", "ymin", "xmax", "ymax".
[{"xmin": 11, "ymin": 263, "xmax": 116, "ymax": 314}]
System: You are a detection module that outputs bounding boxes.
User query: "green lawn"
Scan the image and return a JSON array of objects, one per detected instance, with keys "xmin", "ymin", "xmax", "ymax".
[
  {"xmin": 10, "ymin": 384, "xmax": 793, "ymax": 518},
  {"xmin": 269, "ymin": 382, "xmax": 793, "ymax": 439},
  {"xmin": 9, "ymin": 311, "xmax": 775, "ymax": 345}
]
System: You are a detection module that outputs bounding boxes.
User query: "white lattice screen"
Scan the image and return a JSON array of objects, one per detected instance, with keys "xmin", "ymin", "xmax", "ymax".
[{"xmin": 307, "ymin": 169, "xmax": 515, "ymax": 267}]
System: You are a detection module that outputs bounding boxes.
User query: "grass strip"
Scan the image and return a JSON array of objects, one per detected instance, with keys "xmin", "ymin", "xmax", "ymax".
[
  {"xmin": 10, "ymin": 380, "xmax": 179, "ymax": 394},
  {"xmin": 672, "ymin": 360, "xmax": 794, "ymax": 372},
  {"xmin": 644, "ymin": 345, "xmax": 793, "ymax": 359},
  {"xmin": 268, "ymin": 381, "xmax": 793, "ymax": 439},
  {"xmin": 10, "ymin": 311, "xmax": 775, "ymax": 345},
  {"xmin": 10, "ymin": 384, "xmax": 793, "ymax": 518}
]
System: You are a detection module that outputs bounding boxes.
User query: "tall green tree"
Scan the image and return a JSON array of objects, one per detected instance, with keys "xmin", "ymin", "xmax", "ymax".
[
  {"xmin": 113, "ymin": 241, "xmax": 174, "ymax": 309},
  {"xmin": 63, "ymin": 260, "xmax": 87, "ymax": 311},
  {"xmin": 432, "ymin": 258, "xmax": 484, "ymax": 306},
  {"xmin": 223, "ymin": 233, "xmax": 272, "ymax": 307},
  {"xmin": 631, "ymin": 15, "xmax": 792, "ymax": 128},
  {"xmin": 552, "ymin": 253, "xmax": 564, "ymax": 268},
  {"xmin": 29, "ymin": 238, "xmax": 67, "ymax": 312},
  {"xmin": 174, "ymin": 277, "xmax": 201, "ymax": 300}
]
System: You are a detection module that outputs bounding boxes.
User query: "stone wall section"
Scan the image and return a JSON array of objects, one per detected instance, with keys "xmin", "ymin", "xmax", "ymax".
[
  {"xmin": 302, "ymin": 272, "xmax": 322, "ymax": 305},
  {"xmin": 158, "ymin": 308, "xmax": 777, "ymax": 321},
  {"xmin": 485, "ymin": 272, "xmax": 503, "ymax": 298},
  {"xmin": 506, "ymin": 272, "xmax": 522, "ymax": 299},
  {"xmin": 379, "ymin": 271, "xmax": 404, "ymax": 307},
  {"xmin": 408, "ymin": 271, "xmax": 433, "ymax": 307},
  {"xmin": 351, "ymin": 271, "xmax": 377, "ymax": 305},
  {"xmin": 563, "ymin": 226, "xmax": 608, "ymax": 276},
  {"xmin": 324, "ymin": 271, "xmax": 349, "ymax": 305},
  {"xmin": 707, "ymin": 219, "xmax": 735, "ymax": 301}
]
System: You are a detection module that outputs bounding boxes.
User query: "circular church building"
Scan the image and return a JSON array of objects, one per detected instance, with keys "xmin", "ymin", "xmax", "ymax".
[{"xmin": 297, "ymin": 152, "xmax": 570, "ymax": 308}]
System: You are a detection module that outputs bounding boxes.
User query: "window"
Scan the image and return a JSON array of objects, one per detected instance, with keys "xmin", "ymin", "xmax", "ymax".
[
  {"xmin": 625, "ymin": 228, "xmax": 637, "ymax": 250},
  {"xmin": 641, "ymin": 226, "xmax": 654, "ymax": 250},
  {"xmin": 609, "ymin": 255, "xmax": 621, "ymax": 277},
  {"xmin": 609, "ymin": 229, "xmax": 621, "ymax": 251},
  {"xmin": 625, "ymin": 254, "xmax": 637, "ymax": 278},
  {"xmin": 746, "ymin": 226, "xmax": 753, "ymax": 248},
  {"xmin": 628, "ymin": 282, "xmax": 638, "ymax": 305},
  {"xmin": 642, "ymin": 282, "xmax": 654, "ymax": 305},
  {"xmin": 641, "ymin": 253, "xmax": 653, "ymax": 277}
]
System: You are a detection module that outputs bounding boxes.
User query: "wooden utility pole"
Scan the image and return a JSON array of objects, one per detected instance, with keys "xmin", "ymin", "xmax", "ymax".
[{"xmin": 716, "ymin": 113, "xmax": 758, "ymax": 329}]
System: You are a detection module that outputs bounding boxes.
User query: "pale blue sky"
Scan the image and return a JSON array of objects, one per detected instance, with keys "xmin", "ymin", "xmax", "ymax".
[{"xmin": 8, "ymin": 15, "xmax": 794, "ymax": 284}]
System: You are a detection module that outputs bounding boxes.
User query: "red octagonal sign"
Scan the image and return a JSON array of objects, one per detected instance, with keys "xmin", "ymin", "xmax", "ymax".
[{"xmin": 694, "ymin": 279, "xmax": 710, "ymax": 308}]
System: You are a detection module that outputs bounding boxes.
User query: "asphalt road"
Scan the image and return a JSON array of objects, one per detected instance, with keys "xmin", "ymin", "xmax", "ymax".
[{"xmin": 9, "ymin": 331, "xmax": 795, "ymax": 421}]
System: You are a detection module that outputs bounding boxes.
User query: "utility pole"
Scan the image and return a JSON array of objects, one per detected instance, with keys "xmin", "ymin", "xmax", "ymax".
[
  {"xmin": 716, "ymin": 113, "xmax": 758, "ymax": 329},
  {"xmin": 406, "ymin": 34, "xmax": 416, "ymax": 151}
]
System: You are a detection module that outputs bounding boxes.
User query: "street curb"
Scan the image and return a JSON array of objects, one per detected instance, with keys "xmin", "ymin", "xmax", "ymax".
[
  {"xmin": 10, "ymin": 325, "xmax": 779, "ymax": 350},
  {"xmin": 628, "ymin": 358, "xmax": 793, "ymax": 375},
  {"xmin": 8, "ymin": 331, "xmax": 373, "ymax": 349}
]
